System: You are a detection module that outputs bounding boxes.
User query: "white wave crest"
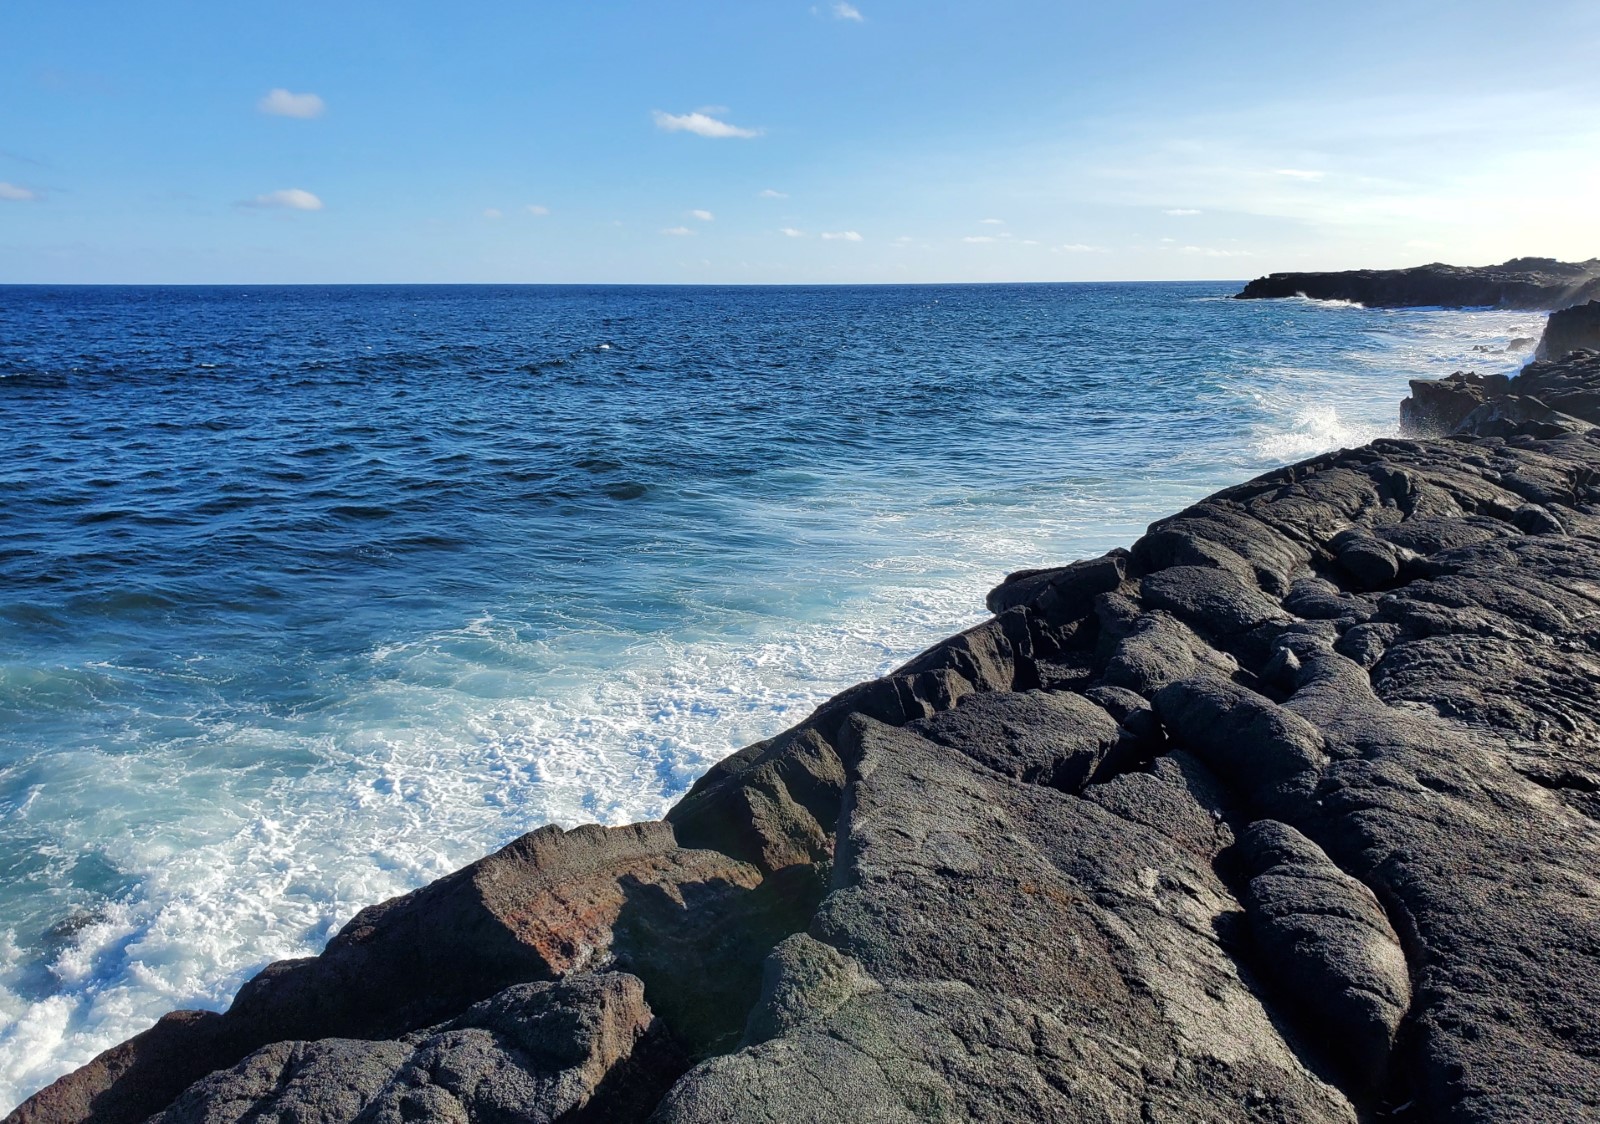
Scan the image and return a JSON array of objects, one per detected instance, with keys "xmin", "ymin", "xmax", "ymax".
[{"xmin": 1252, "ymin": 404, "xmax": 1385, "ymax": 463}]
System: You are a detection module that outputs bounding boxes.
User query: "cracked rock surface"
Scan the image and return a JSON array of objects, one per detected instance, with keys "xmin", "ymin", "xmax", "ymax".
[{"xmin": 13, "ymin": 354, "xmax": 1600, "ymax": 1124}]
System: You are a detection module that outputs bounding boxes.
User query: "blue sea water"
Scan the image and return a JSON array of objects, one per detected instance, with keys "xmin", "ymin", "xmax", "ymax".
[{"xmin": 0, "ymin": 282, "xmax": 1545, "ymax": 1107}]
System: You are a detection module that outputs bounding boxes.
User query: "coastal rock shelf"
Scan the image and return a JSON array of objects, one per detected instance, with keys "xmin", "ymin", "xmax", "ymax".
[
  {"xmin": 14, "ymin": 356, "xmax": 1600, "ymax": 1123},
  {"xmin": 1235, "ymin": 257, "xmax": 1600, "ymax": 309}
]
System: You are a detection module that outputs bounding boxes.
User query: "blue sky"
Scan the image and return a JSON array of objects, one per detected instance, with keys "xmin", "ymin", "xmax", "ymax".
[{"xmin": 3, "ymin": 0, "xmax": 1598, "ymax": 283}]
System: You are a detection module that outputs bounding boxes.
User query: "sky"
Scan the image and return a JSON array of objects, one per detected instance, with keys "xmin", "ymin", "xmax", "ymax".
[{"xmin": 2, "ymin": 0, "xmax": 1599, "ymax": 284}]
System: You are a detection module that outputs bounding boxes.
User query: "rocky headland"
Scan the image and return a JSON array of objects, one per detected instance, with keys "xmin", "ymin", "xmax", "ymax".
[
  {"xmin": 12, "ymin": 346, "xmax": 1600, "ymax": 1122},
  {"xmin": 1235, "ymin": 257, "xmax": 1600, "ymax": 309}
]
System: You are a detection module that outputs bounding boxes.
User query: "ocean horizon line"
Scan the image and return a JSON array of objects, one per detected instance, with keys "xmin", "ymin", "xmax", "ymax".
[{"xmin": 0, "ymin": 278, "xmax": 1252, "ymax": 290}]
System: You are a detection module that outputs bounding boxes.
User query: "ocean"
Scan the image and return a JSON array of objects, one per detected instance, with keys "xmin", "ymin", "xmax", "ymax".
[{"xmin": 0, "ymin": 282, "xmax": 1544, "ymax": 1108}]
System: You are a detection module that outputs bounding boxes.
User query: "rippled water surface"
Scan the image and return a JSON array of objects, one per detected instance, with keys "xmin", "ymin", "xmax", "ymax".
[{"xmin": 0, "ymin": 282, "xmax": 1545, "ymax": 1106}]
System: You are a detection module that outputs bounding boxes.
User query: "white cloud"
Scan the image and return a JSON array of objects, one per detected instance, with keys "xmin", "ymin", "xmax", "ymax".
[
  {"xmin": 652, "ymin": 110, "xmax": 762, "ymax": 139},
  {"xmin": 242, "ymin": 188, "xmax": 323, "ymax": 211},
  {"xmin": 780, "ymin": 227, "xmax": 805, "ymax": 237},
  {"xmin": 963, "ymin": 235, "xmax": 995, "ymax": 243},
  {"xmin": 689, "ymin": 209, "xmax": 714, "ymax": 221},
  {"xmin": 832, "ymin": 2, "xmax": 865, "ymax": 20},
  {"xmin": 258, "ymin": 88, "xmax": 325, "ymax": 119},
  {"xmin": 979, "ymin": 217, "xmax": 1004, "ymax": 225},
  {"xmin": 821, "ymin": 230, "xmax": 863, "ymax": 241},
  {"xmin": 661, "ymin": 225, "xmax": 694, "ymax": 236},
  {"xmin": 759, "ymin": 188, "xmax": 788, "ymax": 199},
  {"xmin": 1179, "ymin": 245, "xmax": 1254, "ymax": 257},
  {"xmin": 1163, "ymin": 208, "xmax": 1202, "ymax": 215},
  {"xmin": 526, "ymin": 204, "xmax": 550, "ymax": 215},
  {"xmin": 1058, "ymin": 243, "xmax": 1107, "ymax": 253},
  {"xmin": 483, "ymin": 208, "xmax": 504, "ymax": 219},
  {"xmin": 1273, "ymin": 168, "xmax": 1326, "ymax": 181},
  {"xmin": 0, "ymin": 182, "xmax": 38, "ymax": 201}
]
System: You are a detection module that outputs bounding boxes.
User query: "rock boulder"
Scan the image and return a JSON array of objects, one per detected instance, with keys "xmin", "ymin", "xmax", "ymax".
[{"xmin": 1535, "ymin": 300, "xmax": 1600, "ymax": 360}]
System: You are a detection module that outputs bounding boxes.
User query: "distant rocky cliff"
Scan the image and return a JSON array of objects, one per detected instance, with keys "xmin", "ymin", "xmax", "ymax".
[
  {"xmin": 1235, "ymin": 257, "xmax": 1600, "ymax": 309},
  {"xmin": 12, "ymin": 354, "xmax": 1600, "ymax": 1123}
]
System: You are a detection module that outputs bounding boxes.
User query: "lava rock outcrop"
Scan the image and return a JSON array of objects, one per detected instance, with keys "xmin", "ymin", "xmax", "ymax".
[
  {"xmin": 1537, "ymin": 300, "xmax": 1600, "ymax": 360},
  {"xmin": 1402, "ymin": 351, "xmax": 1600, "ymax": 438},
  {"xmin": 1236, "ymin": 257, "xmax": 1600, "ymax": 309}
]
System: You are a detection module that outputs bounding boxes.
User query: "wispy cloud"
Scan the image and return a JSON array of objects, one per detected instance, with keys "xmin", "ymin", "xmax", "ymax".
[
  {"xmin": 689, "ymin": 209, "xmax": 714, "ymax": 221},
  {"xmin": 1053, "ymin": 92, "xmax": 1600, "ymax": 259},
  {"xmin": 653, "ymin": 110, "xmax": 762, "ymax": 139},
  {"xmin": 661, "ymin": 225, "xmax": 694, "ymax": 236},
  {"xmin": 963, "ymin": 235, "xmax": 996, "ymax": 243},
  {"xmin": 1163, "ymin": 208, "xmax": 1202, "ymax": 215},
  {"xmin": 1274, "ymin": 168, "xmax": 1326, "ymax": 181},
  {"xmin": 0, "ymin": 182, "xmax": 39, "ymax": 202},
  {"xmin": 241, "ymin": 188, "xmax": 323, "ymax": 211},
  {"xmin": 526, "ymin": 204, "xmax": 550, "ymax": 216},
  {"xmin": 759, "ymin": 188, "xmax": 788, "ymax": 199},
  {"xmin": 821, "ymin": 230, "xmax": 863, "ymax": 241},
  {"xmin": 0, "ymin": 149, "xmax": 45, "ymax": 167},
  {"xmin": 1179, "ymin": 245, "xmax": 1253, "ymax": 257},
  {"xmin": 979, "ymin": 217, "xmax": 1004, "ymax": 225},
  {"xmin": 483, "ymin": 208, "xmax": 504, "ymax": 220},
  {"xmin": 258, "ymin": 88, "xmax": 325, "ymax": 119},
  {"xmin": 1058, "ymin": 243, "xmax": 1108, "ymax": 253},
  {"xmin": 780, "ymin": 227, "xmax": 805, "ymax": 237},
  {"xmin": 832, "ymin": 2, "xmax": 865, "ymax": 21}
]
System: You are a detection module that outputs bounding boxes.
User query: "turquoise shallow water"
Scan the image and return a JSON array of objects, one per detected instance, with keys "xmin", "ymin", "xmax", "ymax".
[{"xmin": 0, "ymin": 282, "xmax": 1545, "ymax": 1106}]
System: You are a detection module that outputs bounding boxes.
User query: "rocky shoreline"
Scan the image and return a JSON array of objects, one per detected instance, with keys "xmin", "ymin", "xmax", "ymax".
[
  {"xmin": 1236, "ymin": 257, "xmax": 1600, "ymax": 310},
  {"xmin": 12, "ymin": 327, "xmax": 1600, "ymax": 1121}
]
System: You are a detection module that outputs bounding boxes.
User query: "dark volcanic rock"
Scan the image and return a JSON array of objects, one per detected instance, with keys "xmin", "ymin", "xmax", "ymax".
[
  {"xmin": 1515, "ymin": 349, "xmax": 1600, "ymax": 423},
  {"xmin": 1236, "ymin": 257, "xmax": 1600, "ymax": 309},
  {"xmin": 656, "ymin": 714, "xmax": 1354, "ymax": 1121},
  {"xmin": 1238, "ymin": 821, "xmax": 1411, "ymax": 1088},
  {"xmin": 5, "ymin": 1013, "xmax": 236, "ymax": 1124},
  {"xmin": 146, "ymin": 974, "xmax": 673, "ymax": 1124},
  {"xmin": 17, "ymin": 354, "xmax": 1600, "ymax": 1124},
  {"xmin": 1400, "ymin": 371, "xmax": 1509, "ymax": 436},
  {"xmin": 1450, "ymin": 396, "xmax": 1590, "ymax": 441},
  {"xmin": 1402, "ymin": 351, "xmax": 1600, "ymax": 439},
  {"xmin": 910, "ymin": 688, "xmax": 1120, "ymax": 791},
  {"xmin": 9, "ymin": 824, "xmax": 766, "ymax": 1124},
  {"xmin": 1536, "ymin": 300, "xmax": 1600, "ymax": 360}
]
